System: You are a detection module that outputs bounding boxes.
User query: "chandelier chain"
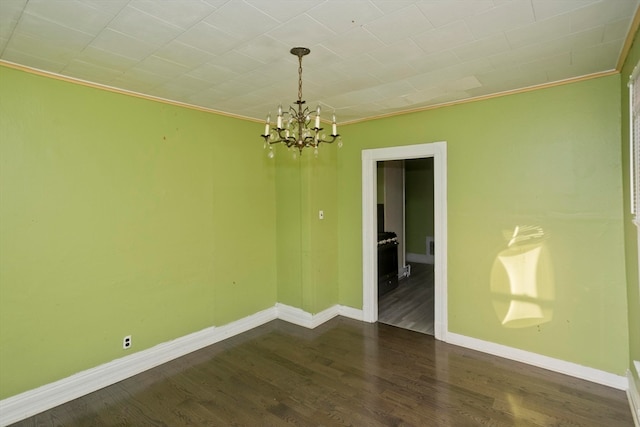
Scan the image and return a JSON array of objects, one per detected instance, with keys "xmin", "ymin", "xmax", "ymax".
[{"xmin": 297, "ymin": 55, "xmax": 303, "ymax": 104}]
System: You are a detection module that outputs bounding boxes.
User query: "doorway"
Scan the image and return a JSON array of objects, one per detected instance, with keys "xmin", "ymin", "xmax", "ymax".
[
  {"xmin": 377, "ymin": 158, "xmax": 435, "ymax": 335},
  {"xmin": 361, "ymin": 142, "xmax": 447, "ymax": 342}
]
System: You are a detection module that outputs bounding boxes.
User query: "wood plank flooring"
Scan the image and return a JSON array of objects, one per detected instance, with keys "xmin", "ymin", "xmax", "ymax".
[
  {"xmin": 378, "ymin": 262, "xmax": 434, "ymax": 335},
  {"xmin": 12, "ymin": 317, "xmax": 633, "ymax": 426}
]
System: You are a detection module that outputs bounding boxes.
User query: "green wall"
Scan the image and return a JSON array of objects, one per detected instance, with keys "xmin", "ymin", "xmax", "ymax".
[
  {"xmin": 405, "ymin": 158, "xmax": 434, "ymax": 255},
  {"xmin": 0, "ymin": 66, "xmax": 277, "ymax": 398},
  {"xmin": 621, "ymin": 28, "xmax": 640, "ymax": 387},
  {"xmin": 338, "ymin": 75, "xmax": 629, "ymax": 375},
  {"xmin": 1, "ymin": 45, "xmax": 635, "ymax": 401},
  {"xmin": 274, "ymin": 143, "xmax": 339, "ymax": 314}
]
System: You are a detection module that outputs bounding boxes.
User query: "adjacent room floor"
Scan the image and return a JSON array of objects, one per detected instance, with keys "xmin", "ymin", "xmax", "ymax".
[{"xmin": 378, "ymin": 262, "xmax": 434, "ymax": 335}]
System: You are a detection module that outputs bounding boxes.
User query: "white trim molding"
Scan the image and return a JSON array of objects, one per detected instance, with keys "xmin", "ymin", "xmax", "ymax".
[
  {"xmin": 630, "ymin": 364, "xmax": 640, "ymax": 427},
  {"xmin": 446, "ymin": 332, "xmax": 627, "ymax": 390},
  {"xmin": 406, "ymin": 252, "xmax": 429, "ymax": 264},
  {"xmin": 361, "ymin": 142, "xmax": 448, "ymax": 340},
  {"xmin": 274, "ymin": 303, "xmax": 364, "ymax": 329},
  {"xmin": 2, "ymin": 303, "xmax": 630, "ymax": 426},
  {"xmin": 337, "ymin": 305, "xmax": 365, "ymax": 322},
  {"xmin": 0, "ymin": 304, "xmax": 363, "ymax": 426},
  {"xmin": 0, "ymin": 307, "xmax": 278, "ymax": 426}
]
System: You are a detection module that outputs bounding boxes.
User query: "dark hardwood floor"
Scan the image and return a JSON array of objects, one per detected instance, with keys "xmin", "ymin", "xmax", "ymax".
[
  {"xmin": 378, "ymin": 262, "xmax": 434, "ymax": 335},
  {"xmin": 12, "ymin": 317, "xmax": 632, "ymax": 426}
]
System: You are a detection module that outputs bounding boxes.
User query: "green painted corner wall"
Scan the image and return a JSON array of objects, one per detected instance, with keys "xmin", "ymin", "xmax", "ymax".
[
  {"xmin": 405, "ymin": 158, "xmax": 434, "ymax": 255},
  {"xmin": 621, "ymin": 27, "xmax": 640, "ymax": 386},
  {"xmin": 0, "ymin": 66, "xmax": 277, "ymax": 398},
  {"xmin": 337, "ymin": 75, "xmax": 629, "ymax": 376},
  {"xmin": 1, "ymin": 48, "xmax": 634, "ymax": 401},
  {"xmin": 274, "ymin": 146, "xmax": 339, "ymax": 314}
]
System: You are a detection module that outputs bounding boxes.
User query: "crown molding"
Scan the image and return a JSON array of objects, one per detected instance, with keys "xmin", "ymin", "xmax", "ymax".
[
  {"xmin": 0, "ymin": 60, "xmax": 621, "ymax": 128},
  {"xmin": 341, "ymin": 70, "xmax": 619, "ymax": 125},
  {"xmin": 617, "ymin": 4, "xmax": 640, "ymax": 72},
  {"xmin": 0, "ymin": 60, "xmax": 262, "ymax": 123}
]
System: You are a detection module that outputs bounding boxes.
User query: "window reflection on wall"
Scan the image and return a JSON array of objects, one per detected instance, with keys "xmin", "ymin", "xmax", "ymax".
[{"xmin": 490, "ymin": 225, "xmax": 555, "ymax": 328}]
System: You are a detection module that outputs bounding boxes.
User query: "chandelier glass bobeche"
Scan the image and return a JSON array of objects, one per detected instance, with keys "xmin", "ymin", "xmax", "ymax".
[{"xmin": 261, "ymin": 47, "xmax": 342, "ymax": 158}]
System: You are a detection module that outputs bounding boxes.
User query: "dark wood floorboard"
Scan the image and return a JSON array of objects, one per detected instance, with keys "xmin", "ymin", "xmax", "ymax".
[
  {"xmin": 378, "ymin": 262, "xmax": 434, "ymax": 335},
  {"xmin": 11, "ymin": 317, "xmax": 632, "ymax": 426}
]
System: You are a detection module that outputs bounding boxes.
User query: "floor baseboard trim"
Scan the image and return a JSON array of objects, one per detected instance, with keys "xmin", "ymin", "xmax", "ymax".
[
  {"xmin": 275, "ymin": 303, "xmax": 363, "ymax": 328},
  {"xmin": 0, "ymin": 307, "xmax": 278, "ymax": 427},
  {"xmin": 2, "ymin": 306, "xmax": 622, "ymax": 426},
  {"xmin": 0, "ymin": 304, "xmax": 363, "ymax": 426},
  {"xmin": 406, "ymin": 252, "xmax": 431, "ymax": 264},
  {"xmin": 275, "ymin": 303, "xmax": 339, "ymax": 329},
  {"xmin": 628, "ymin": 369, "xmax": 640, "ymax": 427},
  {"xmin": 338, "ymin": 305, "xmax": 365, "ymax": 321},
  {"xmin": 446, "ymin": 332, "xmax": 627, "ymax": 390}
]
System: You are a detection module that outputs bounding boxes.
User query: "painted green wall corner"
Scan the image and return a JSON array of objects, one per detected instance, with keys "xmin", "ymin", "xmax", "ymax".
[
  {"xmin": 337, "ymin": 75, "xmax": 629, "ymax": 376},
  {"xmin": 621, "ymin": 26, "xmax": 640, "ymax": 387},
  {"xmin": 274, "ymin": 144, "xmax": 339, "ymax": 314},
  {"xmin": 405, "ymin": 158, "xmax": 434, "ymax": 255},
  {"xmin": 1, "ymin": 48, "xmax": 633, "ymax": 406},
  {"xmin": 0, "ymin": 66, "xmax": 277, "ymax": 399}
]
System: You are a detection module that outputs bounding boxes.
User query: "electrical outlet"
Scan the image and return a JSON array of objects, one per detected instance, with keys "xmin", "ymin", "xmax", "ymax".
[
  {"xmin": 123, "ymin": 335, "xmax": 132, "ymax": 349},
  {"xmin": 319, "ymin": 210, "xmax": 324, "ymax": 219}
]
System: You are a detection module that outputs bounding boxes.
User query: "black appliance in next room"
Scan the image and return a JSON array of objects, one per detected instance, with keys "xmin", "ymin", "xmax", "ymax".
[{"xmin": 378, "ymin": 231, "xmax": 399, "ymax": 297}]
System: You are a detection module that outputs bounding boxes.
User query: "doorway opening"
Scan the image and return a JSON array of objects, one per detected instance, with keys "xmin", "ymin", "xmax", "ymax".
[
  {"xmin": 361, "ymin": 142, "xmax": 447, "ymax": 341},
  {"xmin": 377, "ymin": 158, "xmax": 434, "ymax": 335}
]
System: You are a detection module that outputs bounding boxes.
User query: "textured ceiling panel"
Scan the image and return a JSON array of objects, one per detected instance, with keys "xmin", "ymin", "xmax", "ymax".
[{"xmin": 0, "ymin": 0, "xmax": 637, "ymax": 123}]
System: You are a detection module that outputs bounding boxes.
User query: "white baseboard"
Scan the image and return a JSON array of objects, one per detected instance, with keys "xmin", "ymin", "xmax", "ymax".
[
  {"xmin": 275, "ymin": 303, "xmax": 339, "ymax": 328},
  {"xmin": 406, "ymin": 252, "xmax": 430, "ymax": 264},
  {"xmin": 337, "ymin": 305, "xmax": 365, "ymax": 321},
  {"xmin": 1, "ymin": 304, "xmax": 627, "ymax": 427},
  {"xmin": 0, "ymin": 304, "xmax": 362, "ymax": 426},
  {"xmin": 0, "ymin": 307, "xmax": 278, "ymax": 426},
  {"xmin": 629, "ymin": 367, "xmax": 640, "ymax": 427},
  {"xmin": 445, "ymin": 332, "xmax": 627, "ymax": 390},
  {"xmin": 274, "ymin": 303, "xmax": 364, "ymax": 328}
]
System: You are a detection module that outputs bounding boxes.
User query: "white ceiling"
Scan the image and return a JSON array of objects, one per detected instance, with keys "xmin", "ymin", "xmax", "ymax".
[{"xmin": 1, "ymin": 0, "xmax": 638, "ymax": 123}]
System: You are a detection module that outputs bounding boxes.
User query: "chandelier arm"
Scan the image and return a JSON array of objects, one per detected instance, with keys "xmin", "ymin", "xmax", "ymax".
[
  {"xmin": 275, "ymin": 128, "xmax": 297, "ymax": 145},
  {"xmin": 317, "ymin": 134, "xmax": 341, "ymax": 144}
]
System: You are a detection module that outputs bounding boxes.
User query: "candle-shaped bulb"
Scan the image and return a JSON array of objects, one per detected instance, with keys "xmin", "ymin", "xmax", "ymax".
[
  {"xmin": 264, "ymin": 113, "xmax": 270, "ymax": 136},
  {"xmin": 332, "ymin": 113, "xmax": 337, "ymax": 136},
  {"xmin": 276, "ymin": 104, "xmax": 283, "ymax": 129},
  {"xmin": 314, "ymin": 105, "xmax": 321, "ymax": 129}
]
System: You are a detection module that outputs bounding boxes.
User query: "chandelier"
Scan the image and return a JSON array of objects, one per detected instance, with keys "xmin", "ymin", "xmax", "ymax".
[{"xmin": 261, "ymin": 47, "xmax": 342, "ymax": 158}]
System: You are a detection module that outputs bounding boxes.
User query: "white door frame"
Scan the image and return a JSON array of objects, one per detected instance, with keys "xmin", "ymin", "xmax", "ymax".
[{"xmin": 361, "ymin": 142, "xmax": 448, "ymax": 341}]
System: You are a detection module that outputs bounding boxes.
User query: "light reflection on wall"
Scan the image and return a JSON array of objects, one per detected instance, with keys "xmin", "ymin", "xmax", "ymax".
[{"xmin": 490, "ymin": 225, "xmax": 555, "ymax": 328}]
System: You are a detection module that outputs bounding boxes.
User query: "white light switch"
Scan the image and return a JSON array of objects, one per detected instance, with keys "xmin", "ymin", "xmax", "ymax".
[{"xmin": 319, "ymin": 210, "xmax": 324, "ymax": 220}]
